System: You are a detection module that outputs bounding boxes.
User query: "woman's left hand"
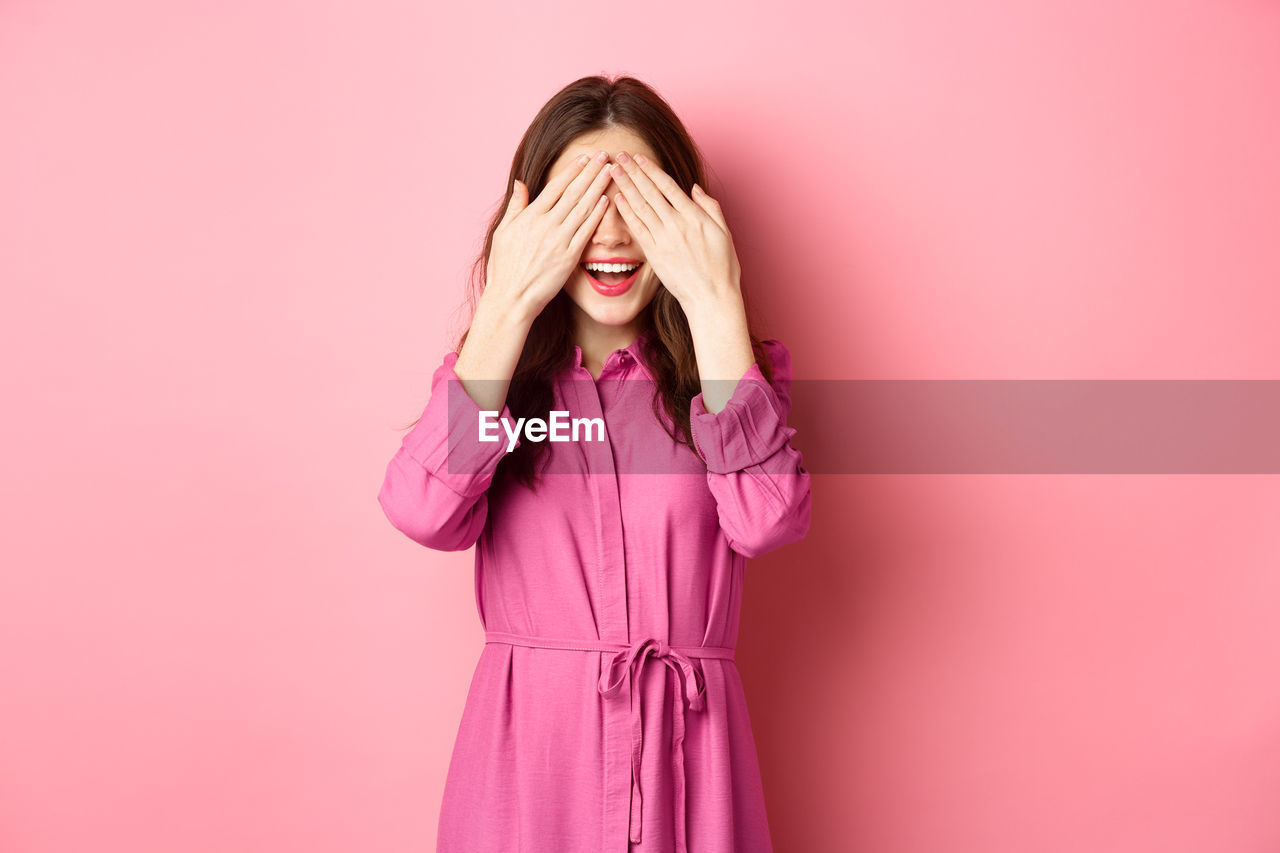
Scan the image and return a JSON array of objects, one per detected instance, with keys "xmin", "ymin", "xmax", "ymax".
[{"xmin": 608, "ymin": 152, "xmax": 743, "ymax": 316}]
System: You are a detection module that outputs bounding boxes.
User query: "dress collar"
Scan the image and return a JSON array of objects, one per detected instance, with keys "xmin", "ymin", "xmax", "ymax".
[{"xmin": 572, "ymin": 328, "xmax": 653, "ymax": 373}]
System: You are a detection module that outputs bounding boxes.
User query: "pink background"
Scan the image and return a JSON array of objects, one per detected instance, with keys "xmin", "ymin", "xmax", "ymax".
[{"xmin": 3, "ymin": 1, "xmax": 1279, "ymax": 851}]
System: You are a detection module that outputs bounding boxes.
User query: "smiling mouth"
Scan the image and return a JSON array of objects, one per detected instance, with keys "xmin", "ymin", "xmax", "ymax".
[
  {"xmin": 582, "ymin": 262, "xmax": 642, "ymax": 285},
  {"xmin": 582, "ymin": 263, "xmax": 642, "ymax": 296}
]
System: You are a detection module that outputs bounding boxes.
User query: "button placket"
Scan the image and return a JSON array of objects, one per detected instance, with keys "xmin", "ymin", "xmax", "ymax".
[{"xmin": 564, "ymin": 363, "xmax": 633, "ymax": 851}]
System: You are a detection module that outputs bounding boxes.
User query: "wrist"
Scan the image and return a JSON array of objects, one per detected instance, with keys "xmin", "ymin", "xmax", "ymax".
[
  {"xmin": 474, "ymin": 287, "xmax": 538, "ymax": 333},
  {"xmin": 682, "ymin": 289, "xmax": 748, "ymax": 332}
]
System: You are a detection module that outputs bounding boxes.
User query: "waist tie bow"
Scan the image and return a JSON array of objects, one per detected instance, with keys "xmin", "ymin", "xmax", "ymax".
[{"xmin": 484, "ymin": 631, "xmax": 736, "ymax": 853}]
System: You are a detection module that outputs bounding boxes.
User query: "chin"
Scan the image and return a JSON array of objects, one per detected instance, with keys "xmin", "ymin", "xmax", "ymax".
[
  {"xmin": 565, "ymin": 276, "xmax": 659, "ymax": 329},
  {"xmin": 577, "ymin": 300, "xmax": 646, "ymax": 327}
]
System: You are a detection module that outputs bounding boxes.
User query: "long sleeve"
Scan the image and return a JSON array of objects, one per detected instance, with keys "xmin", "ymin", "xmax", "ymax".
[
  {"xmin": 377, "ymin": 351, "xmax": 519, "ymax": 552},
  {"xmin": 688, "ymin": 339, "xmax": 812, "ymax": 558}
]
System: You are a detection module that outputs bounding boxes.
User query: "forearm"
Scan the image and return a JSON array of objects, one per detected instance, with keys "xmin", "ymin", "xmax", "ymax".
[
  {"xmin": 685, "ymin": 291, "xmax": 755, "ymax": 413},
  {"xmin": 452, "ymin": 291, "xmax": 536, "ymax": 412}
]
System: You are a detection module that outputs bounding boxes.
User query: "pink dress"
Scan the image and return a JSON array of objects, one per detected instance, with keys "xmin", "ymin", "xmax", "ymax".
[{"xmin": 377, "ymin": 331, "xmax": 811, "ymax": 852}]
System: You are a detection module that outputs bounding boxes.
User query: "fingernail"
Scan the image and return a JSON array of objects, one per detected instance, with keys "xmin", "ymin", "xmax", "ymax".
[
  {"xmin": 576, "ymin": 154, "xmax": 590, "ymax": 165},
  {"xmin": 634, "ymin": 153, "xmax": 647, "ymax": 165},
  {"xmin": 595, "ymin": 151, "xmax": 609, "ymax": 163},
  {"xmin": 617, "ymin": 151, "xmax": 631, "ymax": 164},
  {"xmin": 610, "ymin": 164, "xmax": 623, "ymax": 177},
  {"xmin": 693, "ymin": 183, "xmax": 703, "ymax": 195}
]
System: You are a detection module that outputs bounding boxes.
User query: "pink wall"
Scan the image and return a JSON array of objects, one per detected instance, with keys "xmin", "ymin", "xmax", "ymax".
[{"xmin": 3, "ymin": 1, "xmax": 1278, "ymax": 851}]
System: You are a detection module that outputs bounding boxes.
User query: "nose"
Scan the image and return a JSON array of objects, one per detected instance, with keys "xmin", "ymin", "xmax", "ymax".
[{"xmin": 590, "ymin": 186, "xmax": 632, "ymax": 248}]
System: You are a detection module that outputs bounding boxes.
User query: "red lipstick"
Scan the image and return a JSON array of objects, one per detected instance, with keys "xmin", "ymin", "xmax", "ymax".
[{"xmin": 582, "ymin": 259, "xmax": 643, "ymax": 297}]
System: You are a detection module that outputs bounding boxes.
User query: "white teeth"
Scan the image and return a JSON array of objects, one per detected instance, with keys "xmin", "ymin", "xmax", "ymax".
[{"xmin": 584, "ymin": 262, "xmax": 640, "ymax": 273}]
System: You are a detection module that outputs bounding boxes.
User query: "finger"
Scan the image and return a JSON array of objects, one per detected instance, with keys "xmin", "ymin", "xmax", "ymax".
[
  {"xmin": 550, "ymin": 151, "xmax": 611, "ymax": 224},
  {"xmin": 609, "ymin": 158, "xmax": 665, "ymax": 233},
  {"xmin": 498, "ymin": 179, "xmax": 527, "ymax": 227},
  {"xmin": 558, "ymin": 154, "xmax": 613, "ymax": 227},
  {"xmin": 528, "ymin": 153, "xmax": 594, "ymax": 215},
  {"xmin": 614, "ymin": 153, "xmax": 672, "ymax": 226},
  {"xmin": 632, "ymin": 154, "xmax": 699, "ymax": 217},
  {"xmin": 692, "ymin": 183, "xmax": 728, "ymax": 231},
  {"xmin": 611, "ymin": 190, "xmax": 653, "ymax": 247},
  {"xmin": 569, "ymin": 194, "xmax": 610, "ymax": 250}
]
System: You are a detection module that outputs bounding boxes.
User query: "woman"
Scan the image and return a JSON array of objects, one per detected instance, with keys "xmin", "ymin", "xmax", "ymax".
[{"xmin": 378, "ymin": 75, "xmax": 811, "ymax": 853}]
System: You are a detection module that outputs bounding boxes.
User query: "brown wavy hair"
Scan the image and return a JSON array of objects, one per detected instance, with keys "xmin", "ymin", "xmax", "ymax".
[{"xmin": 450, "ymin": 74, "xmax": 774, "ymax": 489}]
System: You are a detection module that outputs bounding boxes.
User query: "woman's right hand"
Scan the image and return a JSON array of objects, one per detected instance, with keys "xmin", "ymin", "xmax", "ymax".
[{"xmin": 482, "ymin": 151, "xmax": 615, "ymax": 321}]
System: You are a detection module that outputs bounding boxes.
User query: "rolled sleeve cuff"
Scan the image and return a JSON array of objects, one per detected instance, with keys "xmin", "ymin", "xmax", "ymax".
[
  {"xmin": 689, "ymin": 362, "xmax": 794, "ymax": 474},
  {"xmin": 400, "ymin": 352, "xmax": 518, "ymax": 497}
]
